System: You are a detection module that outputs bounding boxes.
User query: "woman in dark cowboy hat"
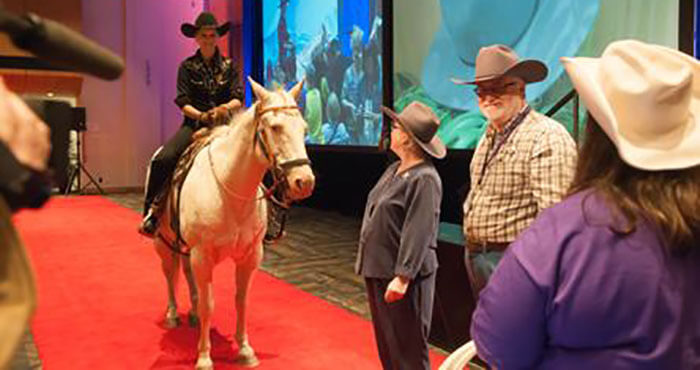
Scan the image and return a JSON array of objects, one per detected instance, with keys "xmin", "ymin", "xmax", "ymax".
[
  {"xmin": 139, "ymin": 11, "xmax": 244, "ymax": 236},
  {"xmin": 355, "ymin": 101, "xmax": 445, "ymax": 369}
]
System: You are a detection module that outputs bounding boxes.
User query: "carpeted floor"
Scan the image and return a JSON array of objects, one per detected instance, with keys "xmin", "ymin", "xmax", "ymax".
[
  {"xmin": 106, "ymin": 192, "xmax": 372, "ymax": 320},
  {"xmin": 12, "ymin": 196, "xmax": 446, "ymax": 369}
]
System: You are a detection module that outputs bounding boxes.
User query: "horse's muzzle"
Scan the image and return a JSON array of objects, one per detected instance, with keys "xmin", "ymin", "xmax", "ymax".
[{"xmin": 286, "ymin": 165, "xmax": 315, "ymax": 200}]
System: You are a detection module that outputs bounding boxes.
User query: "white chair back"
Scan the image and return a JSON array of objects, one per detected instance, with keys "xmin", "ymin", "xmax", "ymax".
[{"xmin": 439, "ymin": 340, "xmax": 478, "ymax": 370}]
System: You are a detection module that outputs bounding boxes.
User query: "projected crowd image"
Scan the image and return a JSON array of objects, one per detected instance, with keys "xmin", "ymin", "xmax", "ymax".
[{"xmin": 263, "ymin": 0, "xmax": 382, "ymax": 146}]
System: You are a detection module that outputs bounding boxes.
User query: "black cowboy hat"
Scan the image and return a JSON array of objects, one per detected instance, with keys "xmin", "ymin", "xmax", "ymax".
[{"xmin": 181, "ymin": 12, "xmax": 231, "ymax": 38}]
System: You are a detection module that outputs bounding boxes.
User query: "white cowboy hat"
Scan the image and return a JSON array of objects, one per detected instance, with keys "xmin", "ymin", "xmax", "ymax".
[{"xmin": 562, "ymin": 39, "xmax": 700, "ymax": 170}]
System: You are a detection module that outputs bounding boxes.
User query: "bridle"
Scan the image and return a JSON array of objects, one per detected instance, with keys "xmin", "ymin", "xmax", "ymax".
[
  {"xmin": 206, "ymin": 102, "xmax": 311, "ymax": 209},
  {"xmin": 254, "ymin": 103, "xmax": 312, "ymax": 177}
]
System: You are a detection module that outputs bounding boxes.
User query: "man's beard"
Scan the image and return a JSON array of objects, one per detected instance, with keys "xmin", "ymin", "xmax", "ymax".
[
  {"xmin": 481, "ymin": 102, "xmax": 520, "ymax": 127},
  {"xmin": 481, "ymin": 105, "xmax": 502, "ymax": 122}
]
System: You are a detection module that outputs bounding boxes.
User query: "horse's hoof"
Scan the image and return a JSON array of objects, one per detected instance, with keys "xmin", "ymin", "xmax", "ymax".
[
  {"xmin": 237, "ymin": 347, "xmax": 259, "ymax": 367},
  {"xmin": 236, "ymin": 355, "xmax": 259, "ymax": 368},
  {"xmin": 187, "ymin": 312, "xmax": 199, "ymax": 327},
  {"xmin": 164, "ymin": 316, "xmax": 180, "ymax": 329},
  {"xmin": 195, "ymin": 356, "xmax": 213, "ymax": 370}
]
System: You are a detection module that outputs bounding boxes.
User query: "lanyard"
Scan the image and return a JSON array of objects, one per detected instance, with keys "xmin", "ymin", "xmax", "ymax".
[{"xmin": 477, "ymin": 105, "xmax": 531, "ymax": 185}]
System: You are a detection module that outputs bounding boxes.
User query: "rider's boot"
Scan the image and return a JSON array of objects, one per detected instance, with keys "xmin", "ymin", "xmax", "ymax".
[{"xmin": 138, "ymin": 207, "xmax": 159, "ymax": 238}]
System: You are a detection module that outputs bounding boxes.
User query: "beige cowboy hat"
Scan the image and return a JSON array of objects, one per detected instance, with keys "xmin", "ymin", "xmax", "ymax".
[
  {"xmin": 562, "ymin": 39, "xmax": 700, "ymax": 170},
  {"xmin": 381, "ymin": 102, "xmax": 447, "ymax": 159},
  {"xmin": 451, "ymin": 44, "xmax": 548, "ymax": 85}
]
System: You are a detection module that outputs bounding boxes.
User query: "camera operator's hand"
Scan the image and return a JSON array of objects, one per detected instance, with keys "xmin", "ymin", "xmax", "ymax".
[{"xmin": 0, "ymin": 78, "xmax": 51, "ymax": 171}]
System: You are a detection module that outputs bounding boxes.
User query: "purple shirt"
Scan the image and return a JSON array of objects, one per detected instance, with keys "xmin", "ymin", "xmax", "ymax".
[{"xmin": 471, "ymin": 190, "xmax": 700, "ymax": 369}]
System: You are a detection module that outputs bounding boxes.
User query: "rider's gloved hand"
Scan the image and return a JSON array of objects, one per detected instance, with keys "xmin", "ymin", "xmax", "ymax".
[
  {"xmin": 211, "ymin": 105, "xmax": 229, "ymax": 124},
  {"xmin": 197, "ymin": 110, "xmax": 214, "ymax": 129}
]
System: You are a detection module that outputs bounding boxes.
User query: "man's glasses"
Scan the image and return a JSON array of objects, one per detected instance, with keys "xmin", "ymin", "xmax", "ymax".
[{"xmin": 473, "ymin": 82, "xmax": 519, "ymax": 98}]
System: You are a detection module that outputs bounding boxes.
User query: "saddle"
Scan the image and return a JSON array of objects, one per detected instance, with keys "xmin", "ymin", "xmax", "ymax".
[
  {"xmin": 152, "ymin": 126, "xmax": 223, "ymax": 253},
  {"xmin": 151, "ymin": 121, "xmax": 292, "ymax": 253}
]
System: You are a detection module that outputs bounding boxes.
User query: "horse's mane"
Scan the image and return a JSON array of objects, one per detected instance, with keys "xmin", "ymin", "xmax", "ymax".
[
  {"xmin": 228, "ymin": 103, "xmax": 257, "ymax": 128},
  {"xmin": 205, "ymin": 102, "xmax": 259, "ymax": 139},
  {"xmin": 215, "ymin": 88, "xmax": 292, "ymax": 139}
]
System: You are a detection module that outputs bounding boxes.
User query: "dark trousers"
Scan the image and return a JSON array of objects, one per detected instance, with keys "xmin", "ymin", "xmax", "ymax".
[
  {"xmin": 143, "ymin": 124, "xmax": 194, "ymax": 216},
  {"xmin": 365, "ymin": 273, "xmax": 436, "ymax": 370}
]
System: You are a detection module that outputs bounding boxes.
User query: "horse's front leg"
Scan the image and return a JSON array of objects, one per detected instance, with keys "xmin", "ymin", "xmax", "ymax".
[
  {"xmin": 234, "ymin": 244, "xmax": 262, "ymax": 367},
  {"xmin": 155, "ymin": 239, "xmax": 180, "ymax": 328},
  {"xmin": 191, "ymin": 248, "xmax": 215, "ymax": 370}
]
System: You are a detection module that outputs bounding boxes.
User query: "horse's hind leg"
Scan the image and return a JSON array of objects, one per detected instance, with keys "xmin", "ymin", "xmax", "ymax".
[
  {"xmin": 234, "ymin": 246, "xmax": 262, "ymax": 367},
  {"xmin": 191, "ymin": 249, "xmax": 215, "ymax": 370},
  {"xmin": 181, "ymin": 254, "xmax": 199, "ymax": 326},
  {"xmin": 155, "ymin": 239, "xmax": 180, "ymax": 328}
]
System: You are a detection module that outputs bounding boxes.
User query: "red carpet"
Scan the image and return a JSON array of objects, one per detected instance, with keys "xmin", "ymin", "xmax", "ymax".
[{"xmin": 14, "ymin": 196, "xmax": 445, "ymax": 369}]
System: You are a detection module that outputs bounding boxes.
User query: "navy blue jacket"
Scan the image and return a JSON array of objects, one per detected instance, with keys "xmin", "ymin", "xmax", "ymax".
[{"xmin": 355, "ymin": 161, "xmax": 441, "ymax": 279}]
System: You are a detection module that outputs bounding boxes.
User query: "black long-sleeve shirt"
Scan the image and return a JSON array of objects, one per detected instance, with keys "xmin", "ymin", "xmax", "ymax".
[{"xmin": 174, "ymin": 48, "xmax": 244, "ymax": 129}]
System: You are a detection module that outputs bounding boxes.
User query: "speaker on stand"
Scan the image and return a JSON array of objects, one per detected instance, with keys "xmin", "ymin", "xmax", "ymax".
[{"xmin": 64, "ymin": 107, "xmax": 104, "ymax": 195}]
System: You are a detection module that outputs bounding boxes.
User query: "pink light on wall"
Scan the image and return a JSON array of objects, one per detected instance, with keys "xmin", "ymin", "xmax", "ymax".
[{"xmin": 209, "ymin": 0, "xmax": 229, "ymax": 56}]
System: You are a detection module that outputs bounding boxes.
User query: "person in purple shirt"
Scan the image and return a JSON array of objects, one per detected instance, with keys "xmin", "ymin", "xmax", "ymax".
[{"xmin": 471, "ymin": 40, "xmax": 700, "ymax": 369}]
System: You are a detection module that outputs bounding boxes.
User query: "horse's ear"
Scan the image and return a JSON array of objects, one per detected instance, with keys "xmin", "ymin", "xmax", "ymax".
[
  {"xmin": 248, "ymin": 77, "xmax": 268, "ymax": 102},
  {"xmin": 289, "ymin": 77, "xmax": 305, "ymax": 101}
]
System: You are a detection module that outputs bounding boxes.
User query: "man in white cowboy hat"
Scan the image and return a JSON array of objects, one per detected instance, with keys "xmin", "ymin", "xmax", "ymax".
[
  {"xmin": 139, "ymin": 11, "xmax": 244, "ymax": 236},
  {"xmin": 356, "ymin": 101, "xmax": 445, "ymax": 369},
  {"xmin": 470, "ymin": 39, "xmax": 700, "ymax": 369},
  {"xmin": 455, "ymin": 44, "xmax": 577, "ymax": 297}
]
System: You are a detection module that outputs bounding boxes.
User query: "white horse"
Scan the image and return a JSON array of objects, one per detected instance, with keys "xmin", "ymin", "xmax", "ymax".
[{"xmin": 154, "ymin": 78, "xmax": 315, "ymax": 369}]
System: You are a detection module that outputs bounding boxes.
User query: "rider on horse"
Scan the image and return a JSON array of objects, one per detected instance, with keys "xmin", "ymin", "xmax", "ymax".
[{"xmin": 139, "ymin": 12, "xmax": 244, "ymax": 236}]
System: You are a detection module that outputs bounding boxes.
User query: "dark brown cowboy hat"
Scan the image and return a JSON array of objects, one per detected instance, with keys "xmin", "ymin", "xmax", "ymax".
[
  {"xmin": 451, "ymin": 44, "xmax": 548, "ymax": 85},
  {"xmin": 381, "ymin": 102, "xmax": 446, "ymax": 159},
  {"xmin": 181, "ymin": 12, "xmax": 231, "ymax": 38}
]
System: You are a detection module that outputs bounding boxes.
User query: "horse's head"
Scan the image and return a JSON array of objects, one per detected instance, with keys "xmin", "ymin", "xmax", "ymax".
[{"xmin": 249, "ymin": 77, "xmax": 315, "ymax": 201}]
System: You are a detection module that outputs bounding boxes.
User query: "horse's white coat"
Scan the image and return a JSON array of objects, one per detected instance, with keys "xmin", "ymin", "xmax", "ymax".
[{"xmin": 154, "ymin": 79, "xmax": 314, "ymax": 369}]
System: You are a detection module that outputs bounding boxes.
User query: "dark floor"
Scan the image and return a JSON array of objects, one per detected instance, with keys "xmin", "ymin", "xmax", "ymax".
[{"xmin": 12, "ymin": 192, "xmax": 447, "ymax": 369}]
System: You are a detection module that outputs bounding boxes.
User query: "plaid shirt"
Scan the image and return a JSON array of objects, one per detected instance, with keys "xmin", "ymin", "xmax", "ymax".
[{"xmin": 463, "ymin": 107, "xmax": 577, "ymax": 244}]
